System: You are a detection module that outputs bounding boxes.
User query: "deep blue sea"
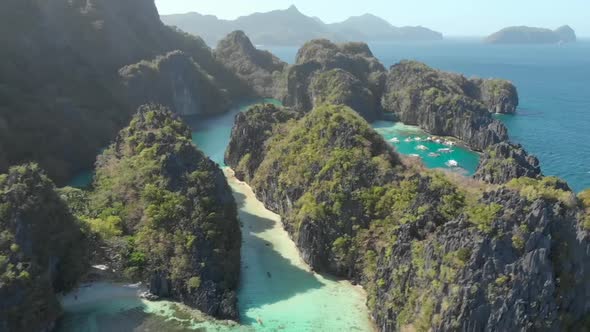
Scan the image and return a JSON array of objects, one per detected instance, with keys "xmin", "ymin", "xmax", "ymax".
[{"xmin": 264, "ymin": 39, "xmax": 590, "ymax": 192}]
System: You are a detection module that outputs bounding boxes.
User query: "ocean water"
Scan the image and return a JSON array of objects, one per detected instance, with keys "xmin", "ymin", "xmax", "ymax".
[{"xmin": 264, "ymin": 39, "xmax": 590, "ymax": 192}]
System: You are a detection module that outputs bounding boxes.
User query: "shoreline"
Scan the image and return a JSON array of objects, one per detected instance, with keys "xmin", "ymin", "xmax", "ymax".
[
  {"xmin": 57, "ymin": 167, "xmax": 374, "ymax": 331},
  {"xmin": 225, "ymin": 167, "xmax": 377, "ymax": 331}
]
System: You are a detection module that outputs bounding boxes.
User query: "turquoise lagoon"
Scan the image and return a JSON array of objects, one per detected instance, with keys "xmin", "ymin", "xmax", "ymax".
[{"xmin": 372, "ymin": 121, "xmax": 480, "ymax": 175}]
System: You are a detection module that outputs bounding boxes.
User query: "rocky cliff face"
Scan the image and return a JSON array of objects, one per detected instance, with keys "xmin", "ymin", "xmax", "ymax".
[
  {"xmin": 0, "ymin": 164, "xmax": 88, "ymax": 332},
  {"xmin": 474, "ymin": 78, "xmax": 519, "ymax": 114},
  {"xmin": 373, "ymin": 187, "xmax": 590, "ymax": 331},
  {"xmin": 119, "ymin": 51, "xmax": 230, "ymax": 115},
  {"xmin": 0, "ymin": 0, "xmax": 246, "ymax": 184},
  {"xmin": 474, "ymin": 142, "xmax": 542, "ymax": 184},
  {"xmin": 279, "ymin": 41, "xmax": 517, "ymax": 150},
  {"xmin": 215, "ymin": 31, "xmax": 287, "ymax": 98},
  {"xmin": 282, "ymin": 39, "xmax": 386, "ymax": 121},
  {"xmin": 224, "ymin": 103, "xmax": 301, "ymax": 182},
  {"xmin": 89, "ymin": 105, "xmax": 241, "ymax": 319},
  {"xmin": 382, "ymin": 61, "xmax": 514, "ymax": 151},
  {"xmin": 225, "ymin": 104, "xmax": 590, "ymax": 331}
]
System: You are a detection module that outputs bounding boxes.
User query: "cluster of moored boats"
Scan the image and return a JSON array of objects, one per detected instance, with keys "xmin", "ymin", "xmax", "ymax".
[
  {"xmin": 387, "ymin": 135, "xmax": 461, "ymax": 168},
  {"xmin": 389, "ymin": 136, "xmax": 456, "ymax": 146}
]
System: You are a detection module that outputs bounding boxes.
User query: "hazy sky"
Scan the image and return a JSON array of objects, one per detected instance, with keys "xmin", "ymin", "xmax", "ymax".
[{"xmin": 155, "ymin": 0, "xmax": 590, "ymax": 36}]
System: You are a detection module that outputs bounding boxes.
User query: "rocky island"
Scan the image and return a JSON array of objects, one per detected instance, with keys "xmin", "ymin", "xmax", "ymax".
[
  {"xmin": 486, "ymin": 25, "xmax": 577, "ymax": 44},
  {"xmin": 226, "ymin": 102, "xmax": 590, "ymax": 331},
  {"xmin": 76, "ymin": 105, "xmax": 241, "ymax": 319}
]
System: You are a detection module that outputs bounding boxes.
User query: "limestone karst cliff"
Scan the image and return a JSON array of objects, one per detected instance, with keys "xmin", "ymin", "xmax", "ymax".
[
  {"xmin": 226, "ymin": 103, "xmax": 590, "ymax": 331},
  {"xmin": 215, "ymin": 31, "xmax": 287, "ymax": 98},
  {"xmin": 86, "ymin": 105, "xmax": 241, "ymax": 319},
  {"xmin": 0, "ymin": 164, "xmax": 89, "ymax": 331}
]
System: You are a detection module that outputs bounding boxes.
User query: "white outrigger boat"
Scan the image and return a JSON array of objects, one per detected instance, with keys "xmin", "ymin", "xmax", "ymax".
[
  {"xmin": 389, "ymin": 137, "xmax": 400, "ymax": 143},
  {"xmin": 416, "ymin": 145, "xmax": 429, "ymax": 151},
  {"xmin": 446, "ymin": 160, "xmax": 459, "ymax": 167}
]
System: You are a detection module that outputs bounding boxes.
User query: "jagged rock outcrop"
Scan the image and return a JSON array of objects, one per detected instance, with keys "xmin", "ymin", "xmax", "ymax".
[
  {"xmin": 282, "ymin": 39, "xmax": 386, "ymax": 121},
  {"xmin": 382, "ymin": 61, "xmax": 514, "ymax": 151},
  {"xmin": 474, "ymin": 142, "xmax": 542, "ymax": 184},
  {"xmin": 0, "ymin": 164, "xmax": 88, "ymax": 332},
  {"xmin": 0, "ymin": 0, "xmax": 246, "ymax": 184},
  {"xmin": 119, "ymin": 51, "xmax": 230, "ymax": 115},
  {"xmin": 226, "ymin": 104, "xmax": 590, "ymax": 331},
  {"xmin": 486, "ymin": 25, "xmax": 577, "ymax": 44},
  {"xmin": 473, "ymin": 78, "xmax": 519, "ymax": 114},
  {"xmin": 224, "ymin": 103, "xmax": 300, "ymax": 182},
  {"xmin": 215, "ymin": 31, "xmax": 287, "ymax": 98},
  {"xmin": 373, "ymin": 187, "xmax": 590, "ymax": 331},
  {"xmin": 309, "ymin": 69, "xmax": 377, "ymax": 119},
  {"xmin": 89, "ymin": 105, "xmax": 241, "ymax": 319}
]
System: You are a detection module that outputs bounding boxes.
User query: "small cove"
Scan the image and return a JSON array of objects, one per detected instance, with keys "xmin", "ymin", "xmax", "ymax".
[
  {"xmin": 59, "ymin": 99, "xmax": 382, "ymax": 331},
  {"xmin": 372, "ymin": 121, "xmax": 480, "ymax": 175}
]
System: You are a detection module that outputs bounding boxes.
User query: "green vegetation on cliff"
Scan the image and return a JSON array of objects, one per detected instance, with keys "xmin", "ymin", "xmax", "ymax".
[
  {"xmin": 226, "ymin": 103, "xmax": 590, "ymax": 331},
  {"xmin": 578, "ymin": 190, "xmax": 590, "ymax": 230},
  {"xmin": 0, "ymin": 0, "xmax": 245, "ymax": 185},
  {"xmin": 0, "ymin": 164, "xmax": 88, "ymax": 331},
  {"xmin": 72, "ymin": 105, "xmax": 241, "ymax": 319}
]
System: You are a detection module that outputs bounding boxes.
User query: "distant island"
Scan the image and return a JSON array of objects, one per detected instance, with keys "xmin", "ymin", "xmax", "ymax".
[
  {"xmin": 161, "ymin": 5, "xmax": 443, "ymax": 47},
  {"xmin": 485, "ymin": 25, "xmax": 576, "ymax": 44}
]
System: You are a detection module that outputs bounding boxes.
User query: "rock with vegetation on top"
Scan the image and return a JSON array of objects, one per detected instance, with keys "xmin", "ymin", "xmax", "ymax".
[
  {"xmin": 486, "ymin": 25, "xmax": 577, "ymax": 44},
  {"xmin": 282, "ymin": 39, "xmax": 386, "ymax": 121},
  {"xmin": 226, "ymin": 104, "xmax": 590, "ymax": 331},
  {"xmin": 0, "ymin": 0, "xmax": 246, "ymax": 185},
  {"xmin": 382, "ymin": 60, "xmax": 514, "ymax": 151},
  {"xmin": 0, "ymin": 164, "xmax": 88, "ymax": 332},
  {"xmin": 224, "ymin": 103, "xmax": 301, "ymax": 182},
  {"xmin": 85, "ymin": 105, "xmax": 241, "ymax": 319},
  {"xmin": 473, "ymin": 78, "xmax": 519, "ymax": 114},
  {"xmin": 474, "ymin": 142, "xmax": 542, "ymax": 184},
  {"xmin": 215, "ymin": 31, "xmax": 287, "ymax": 98},
  {"xmin": 119, "ymin": 51, "xmax": 230, "ymax": 115}
]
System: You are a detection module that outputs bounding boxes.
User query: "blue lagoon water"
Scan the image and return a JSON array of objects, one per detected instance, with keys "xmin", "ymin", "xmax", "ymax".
[{"xmin": 264, "ymin": 39, "xmax": 590, "ymax": 192}]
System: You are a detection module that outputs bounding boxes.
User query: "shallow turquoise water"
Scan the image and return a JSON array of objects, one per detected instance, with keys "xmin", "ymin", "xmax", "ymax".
[
  {"xmin": 265, "ymin": 39, "xmax": 590, "ymax": 192},
  {"xmin": 59, "ymin": 99, "xmax": 374, "ymax": 331},
  {"xmin": 190, "ymin": 100, "xmax": 373, "ymax": 331},
  {"xmin": 372, "ymin": 121, "xmax": 480, "ymax": 175},
  {"xmin": 186, "ymin": 99, "xmax": 282, "ymax": 165}
]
